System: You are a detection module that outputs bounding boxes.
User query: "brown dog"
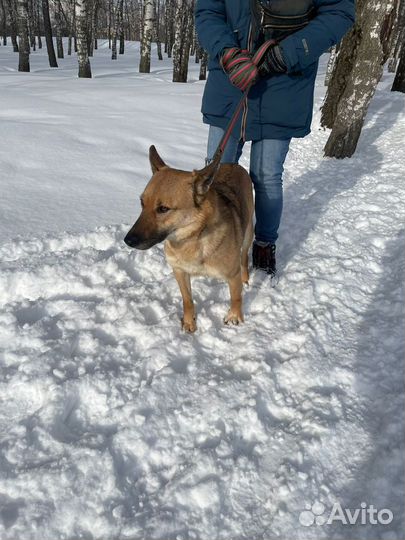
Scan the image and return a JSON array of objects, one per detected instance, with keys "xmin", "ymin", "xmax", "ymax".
[{"xmin": 124, "ymin": 146, "xmax": 254, "ymax": 332}]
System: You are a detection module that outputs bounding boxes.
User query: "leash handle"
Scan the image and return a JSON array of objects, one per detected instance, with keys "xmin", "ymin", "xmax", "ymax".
[{"xmin": 211, "ymin": 40, "xmax": 277, "ymax": 164}]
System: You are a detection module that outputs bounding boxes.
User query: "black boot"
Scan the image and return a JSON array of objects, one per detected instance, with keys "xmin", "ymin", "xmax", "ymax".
[{"xmin": 252, "ymin": 241, "xmax": 277, "ymax": 276}]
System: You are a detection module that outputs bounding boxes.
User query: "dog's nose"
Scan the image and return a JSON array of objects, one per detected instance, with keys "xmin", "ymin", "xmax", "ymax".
[{"xmin": 124, "ymin": 234, "xmax": 139, "ymax": 248}]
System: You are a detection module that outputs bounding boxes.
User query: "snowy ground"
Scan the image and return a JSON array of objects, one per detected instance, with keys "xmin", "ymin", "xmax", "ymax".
[{"xmin": 0, "ymin": 40, "xmax": 404, "ymax": 540}]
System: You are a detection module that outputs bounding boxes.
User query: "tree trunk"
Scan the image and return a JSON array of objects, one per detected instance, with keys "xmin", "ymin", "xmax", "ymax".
[
  {"xmin": 139, "ymin": 0, "xmax": 155, "ymax": 73},
  {"xmin": 172, "ymin": 0, "xmax": 194, "ymax": 82},
  {"xmin": 111, "ymin": 0, "xmax": 123, "ymax": 59},
  {"xmin": 42, "ymin": 0, "xmax": 57, "ymax": 66},
  {"xmin": 155, "ymin": 0, "xmax": 162, "ymax": 60},
  {"xmin": 6, "ymin": 0, "xmax": 19, "ymax": 51},
  {"xmin": 87, "ymin": 0, "xmax": 94, "ymax": 56},
  {"xmin": 55, "ymin": 0, "xmax": 64, "ymax": 58},
  {"xmin": 380, "ymin": 0, "xmax": 401, "ymax": 63},
  {"xmin": 392, "ymin": 41, "xmax": 405, "ymax": 92},
  {"xmin": 172, "ymin": 0, "xmax": 184, "ymax": 80},
  {"xmin": 180, "ymin": 2, "xmax": 194, "ymax": 80},
  {"xmin": 17, "ymin": 0, "xmax": 30, "ymax": 71},
  {"xmin": 199, "ymin": 49, "xmax": 207, "ymax": 80},
  {"xmin": 324, "ymin": 45, "xmax": 338, "ymax": 86},
  {"xmin": 119, "ymin": 0, "xmax": 124, "ymax": 54},
  {"xmin": 68, "ymin": 0, "xmax": 74, "ymax": 55},
  {"xmin": 36, "ymin": 0, "xmax": 42, "ymax": 48},
  {"xmin": 108, "ymin": 0, "xmax": 112, "ymax": 48},
  {"xmin": 387, "ymin": 0, "xmax": 405, "ymax": 72},
  {"xmin": 166, "ymin": 0, "xmax": 174, "ymax": 57},
  {"xmin": 1, "ymin": 0, "xmax": 7, "ymax": 45},
  {"xmin": 27, "ymin": 0, "xmax": 35, "ymax": 50},
  {"xmin": 93, "ymin": 0, "xmax": 99, "ymax": 50},
  {"xmin": 119, "ymin": 31, "xmax": 124, "ymax": 54},
  {"xmin": 76, "ymin": 0, "xmax": 92, "ymax": 77},
  {"xmin": 320, "ymin": 22, "xmax": 361, "ymax": 129},
  {"xmin": 323, "ymin": 0, "xmax": 395, "ymax": 158}
]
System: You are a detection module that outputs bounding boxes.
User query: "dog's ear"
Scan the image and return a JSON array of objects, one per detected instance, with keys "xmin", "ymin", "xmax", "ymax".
[
  {"xmin": 192, "ymin": 153, "xmax": 221, "ymax": 205},
  {"xmin": 149, "ymin": 145, "xmax": 167, "ymax": 174}
]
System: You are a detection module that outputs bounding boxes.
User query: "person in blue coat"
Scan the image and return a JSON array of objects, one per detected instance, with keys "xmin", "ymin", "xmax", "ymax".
[{"xmin": 195, "ymin": 0, "xmax": 355, "ymax": 277}]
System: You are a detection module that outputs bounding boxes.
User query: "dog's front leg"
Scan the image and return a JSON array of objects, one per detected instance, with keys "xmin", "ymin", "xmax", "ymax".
[
  {"xmin": 173, "ymin": 268, "xmax": 197, "ymax": 333},
  {"xmin": 224, "ymin": 273, "xmax": 244, "ymax": 325}
]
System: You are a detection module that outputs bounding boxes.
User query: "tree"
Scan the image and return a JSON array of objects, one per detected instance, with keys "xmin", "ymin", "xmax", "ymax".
[
  {"xmin": 111, "ymin": 0, "xmax": 124, "ymax": 59},
  {"xmin": 68, "ymin": 0, "xmax": 75, "ymax": 55},
  {"xmin": 42, "ymin": 0, "xmax": 58, "ymax": 67},
  {"xmin": 35, "ymin": 0, "xmax": 42, "ymax": 48},
  {"xmin": 322, "ymin": 0, "xmax": 396, "ymax": 158},
  {"xmin": 172, "ymin": 0, "xmax": 194, "ymax": 82},
  {"xmin": 164, "ymin": 0, "xmax": 174, "ymax": 57},
  {"xmin": 392, "ymin": 41, "xmax": 405, "ymax": 92},
  {"xmin": 199, "ymin": 49, "xmax": 207, "ymax": 81},
  {"xmin": 54, "ymin": 0, "xmax": 64, "ymax": 58},
  {"xmin": 1, "ymin": 0, "xmax": 7, "ymax": 45},
  {"xmin": 139, "ymin": 0, "xmax": 155, "ymax": 72},
  {"xmin": 6, "ymin": 0, "xmax": 19, "ymax": 51},
  {"xmin": 388, "ymin": 0, "xmax": 405, "ymax": 72},
  {"xmin": 17, "ymin": 0, "xmax": 30, "ymax": 72},
  {"xmin": 325, "ymin": 45, "xmax": 338, "ymax": 86},
  {"xmin": 76, "ymin": 0, "xmax": 92, "ymax": 77},
  {"xmin": 27, "ymin": 0, "xmax": 36, "ymax": 50},
  {"xmin": 155, "ymin": 0, "xmax": 162, "ymax": 60}
]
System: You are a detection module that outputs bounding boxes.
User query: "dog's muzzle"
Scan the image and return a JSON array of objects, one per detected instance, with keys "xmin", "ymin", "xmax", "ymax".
[
  {"xmin": 124, "ymin": 233, "xmax": 141, "ymax": 248},
  {"xmin": 124, "ymin": 230, "xmax": 169, "ymax": 250}
]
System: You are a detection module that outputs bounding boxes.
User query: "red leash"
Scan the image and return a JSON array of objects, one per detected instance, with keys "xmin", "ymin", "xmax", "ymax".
[
  {"xmin": 211, "ymin": 84, "xmax": 251, "ymax": 165},
  {"xmin": 208, "ymin": 39, "xmax": 277, "ymax": 164},
  {"xmin": 210, "ymin": 40, "xmax": 276, "ymax": 165}
]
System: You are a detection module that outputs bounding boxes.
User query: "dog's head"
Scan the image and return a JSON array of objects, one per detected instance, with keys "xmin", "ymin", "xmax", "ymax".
[{"xmin": 124, "ymin": 146, "xmax": 221, "ymax": 250}]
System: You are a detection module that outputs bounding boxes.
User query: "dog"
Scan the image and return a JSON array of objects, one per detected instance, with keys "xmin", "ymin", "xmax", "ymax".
[{"xmin": 124, "ymin": 146, "xmax": 254, "ymax": 333}]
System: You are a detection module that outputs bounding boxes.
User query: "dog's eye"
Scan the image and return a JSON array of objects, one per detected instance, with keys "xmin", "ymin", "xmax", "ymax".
[{"xmin": 157, "ymin": 205, "xmax": 170, "ymax": 214}]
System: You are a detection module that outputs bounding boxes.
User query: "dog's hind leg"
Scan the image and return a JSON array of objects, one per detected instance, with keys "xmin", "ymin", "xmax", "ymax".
[
  {"xmin": 224, "ymin": 272, "xmax": 244, "ymax": 325},
  {"xmin": 173, "ymin": 268, "xmax": 197, "ymax": 333},
  {"xmin": 241, "ymin": 218, "xmax": 254, "ymax": 284}
]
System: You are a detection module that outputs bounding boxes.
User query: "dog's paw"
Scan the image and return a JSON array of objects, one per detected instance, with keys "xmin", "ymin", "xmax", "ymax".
[
  {"xmin": 241, "ymin": 268, "xmax": 249, "ymax": 284},
  {"xmin": 224, "ymin": 311, "xmax": 244, "ymax": 326},
  {"xmin": 181, "ymin": 317, "xmax": 197, "ymax": 333}
]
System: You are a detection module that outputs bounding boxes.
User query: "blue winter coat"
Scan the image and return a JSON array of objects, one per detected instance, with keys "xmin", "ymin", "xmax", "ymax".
[{"xmin": 195, "ymin": 0, "xmax": 355, "ymax": 141}]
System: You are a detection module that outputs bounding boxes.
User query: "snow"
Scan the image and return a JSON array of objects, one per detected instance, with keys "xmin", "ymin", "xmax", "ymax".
[{"xmin": 0, "ymin": 40, "xmax": 404, "ymax": 540}]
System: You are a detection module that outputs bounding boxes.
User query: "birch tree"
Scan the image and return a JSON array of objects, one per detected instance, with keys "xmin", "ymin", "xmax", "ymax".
[
  {"xmin": 392, "ymin": 41, "xmax": 405, "ymax": 92},
  {"xmin": 68, "ymin": 0, "xmax": 75, "ymax": 55},
  {"xmin": 76, "ymin": 0, "xmax": 92, "ymax": 77},
  {"xmin": 322, "ymin": 0, "xmax": 396, "ymax": 158},
  {"xmin": 6, "ymin": 0, "xmax": 19, "ymax": 51},
  {"xmin": 42, "ymin": 0, "xmax": 57, "ymax": 66},
  {"xmin": 325, "ymin": 46, "xmax": 338, "ymax": 86},
  {"xmin": 27, "ymin": 0, "xmax": 36, "ymax": 50},
  {"xmin": 199, "ymin": 49, "xmax": 207, "ymax": 81},
  {"xmin": 139, "ymin": 0, "xmax": 155, "ymax": 72},
  {"xmin": 111, "ymin": 0, "xmax": 123, "ymax": 59},
  {"xmin": 388, "ymin": 0, "xmax": 405, "ymax": 72},
  {"xmin": 54, "ymin": 0, "xmax": 64, "ymax": 58},
  {"xmin": 1, "ymin": 0, "xmax": 6, "ymax": 45},
  {"xmin": 35, "ymin": 0, "xmax": 42, "ymax": 48},
  {"xmin": 172, "ymin": 0, "xmax": 194, "ymax": 82},
  {"xmin": 155, "ymin": 0, "xmax": 162, "ymax": 60},
  {"xmin": 165, "ymin": 0, "xmax": 175, "ymax": 57},
  {"xmin": 17, "ymin": 0, "xmax": 30, "ymax": 72}
]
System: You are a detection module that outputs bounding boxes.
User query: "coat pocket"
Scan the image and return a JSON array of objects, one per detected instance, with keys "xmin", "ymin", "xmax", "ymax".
[{"xmin": 259, "ymin": 64, "xmax": 317, "ymax": 129}]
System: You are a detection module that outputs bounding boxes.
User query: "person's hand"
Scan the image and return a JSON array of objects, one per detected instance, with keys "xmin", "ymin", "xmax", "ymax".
[
  {"xmin": 252, "ymin": 40, "xmax": 287, "ymax": 77},
  {"xmin": 220, "ymin": 47, "xmax": 258, "ymax": 91}
]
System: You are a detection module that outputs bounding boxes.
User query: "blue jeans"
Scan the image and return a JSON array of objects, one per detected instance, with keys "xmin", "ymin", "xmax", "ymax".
[{"xmin": 207, "ymin": 125, "xmax": 290, "ymax": 245}]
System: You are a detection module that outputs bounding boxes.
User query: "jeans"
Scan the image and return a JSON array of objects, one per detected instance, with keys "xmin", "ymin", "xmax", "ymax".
[{"xmin": 207, "ymin": 125, "xmax": 290, "ymax": 245}]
